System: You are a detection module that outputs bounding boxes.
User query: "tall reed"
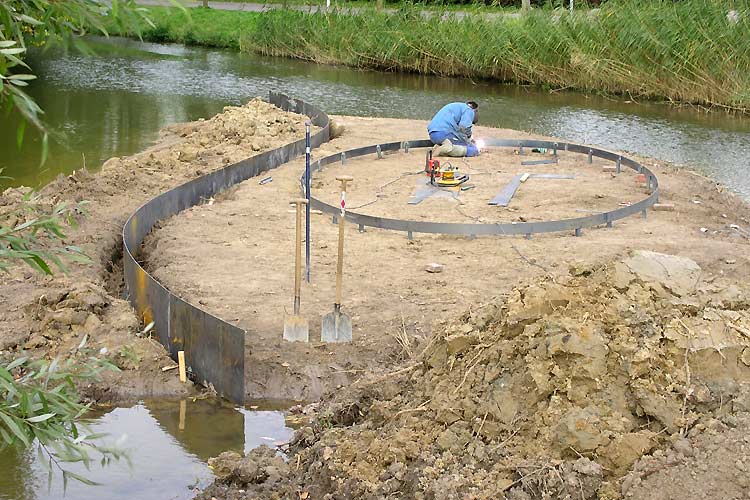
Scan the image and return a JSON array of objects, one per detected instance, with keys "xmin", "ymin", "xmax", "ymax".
[{"xmin": 242, "ymin": 0, "xmax": 750, "ymax": 111}]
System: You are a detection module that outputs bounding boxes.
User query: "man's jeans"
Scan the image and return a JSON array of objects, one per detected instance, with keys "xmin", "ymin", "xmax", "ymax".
[{"xmin": 429, "ymin": 130, "xmax": 479, "ymax": 157}]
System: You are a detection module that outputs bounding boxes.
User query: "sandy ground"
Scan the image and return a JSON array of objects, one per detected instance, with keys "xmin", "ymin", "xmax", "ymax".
[
  {"xmin": 313, "ymin": 145, "xmax": 643, "ymax": 224},
  {"xmin": 144, "ymin": 115, "xmax": 750, "ymax": 402}
]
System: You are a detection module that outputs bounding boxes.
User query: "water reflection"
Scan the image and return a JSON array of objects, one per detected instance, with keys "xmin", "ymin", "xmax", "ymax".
[
  {"xmin": 0, "ymin": 399, "xmax": 295, "ymax": 500},
  {"xmin": 1, "ymin": 36, "xmax": 748, "ymax": 198}
]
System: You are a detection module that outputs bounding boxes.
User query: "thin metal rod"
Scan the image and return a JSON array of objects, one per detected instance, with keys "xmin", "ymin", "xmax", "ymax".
[
  {"xmin": 294, "ymin": 202, "xmax": 303, "ymax": 315},
  {"xmin": 305, "ymin": 122, "xmax": 311, "ymax": 283}
]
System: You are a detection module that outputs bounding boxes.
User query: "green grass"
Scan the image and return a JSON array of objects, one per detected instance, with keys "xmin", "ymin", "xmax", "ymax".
[
  {"xmin": 116, "ymin": 6, "xmax": 260, "ymax": 49},
  {"xmin": 114, "ymin": 1, "xmax": 750, "ymax": 112}
]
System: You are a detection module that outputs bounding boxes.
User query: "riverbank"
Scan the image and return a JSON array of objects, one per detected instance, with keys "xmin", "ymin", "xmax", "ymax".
[
  {"xmin": 0, "ymin": 98, "xmax": 312, "ymax": 403},
  {"xmin": 115, "ymin": 0, "xmax": 750, "ymax": 112}
]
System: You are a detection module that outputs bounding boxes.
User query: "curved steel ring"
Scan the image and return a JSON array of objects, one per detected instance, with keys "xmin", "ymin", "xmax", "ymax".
[
  {"xmin": 122, "ymin": 93, "xmax": 331, "ymax": 403},
  {"xmin": 302, "ymin": 139, "xmax": 659, "ymax": 237}
]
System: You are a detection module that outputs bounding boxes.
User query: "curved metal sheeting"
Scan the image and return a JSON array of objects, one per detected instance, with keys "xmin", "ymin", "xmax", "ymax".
[
  {"xmin": 304, "ymin": 139, "xmax": 659, "ymax": 236},
  {"xmin": 123, "ymin": 93, "xmax": 331, "ymax": 404}
]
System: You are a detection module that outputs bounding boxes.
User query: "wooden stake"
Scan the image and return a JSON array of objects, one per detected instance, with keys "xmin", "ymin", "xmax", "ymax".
[
  {"xmin": 334, "ymin": 176, "xmax": 353, "ymax": 308},
  {"xmin": 178, "ymin": 350, "xmax": 187, "ymax": 383}
]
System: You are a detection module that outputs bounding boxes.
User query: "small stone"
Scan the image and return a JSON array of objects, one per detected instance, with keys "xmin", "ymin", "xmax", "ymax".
[
  {"xmin": 726, "ymin": 259, "xmax": 737, "ymax": 264},
  {"xmin": 24, "ymin": 334, "xmax": 47, "ymax": 349},
  {"xmin": 83, "ymin": 314, "xmax": 103, "ymax": 334},
  {"xmin": 673, "ymin": 437, "xmax": 693, "ymax": 457},
  {"xmin": 425, "ymin": 263, "xmax": 444, "ymax": 273},
  {"xmin": 445, "ymin": 334, "xmax": 475, "ymax": 355}
]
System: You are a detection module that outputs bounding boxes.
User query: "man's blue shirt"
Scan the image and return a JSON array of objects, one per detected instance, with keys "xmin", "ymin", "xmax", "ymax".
[{"xmin": 427, "ymin": 102, "xmax": 475, "ymax": 141}]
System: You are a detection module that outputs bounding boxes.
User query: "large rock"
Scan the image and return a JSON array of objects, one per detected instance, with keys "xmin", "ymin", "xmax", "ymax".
[{"xmin": 623, "ymin": 250, "xmax": 701, "ymax": 296}]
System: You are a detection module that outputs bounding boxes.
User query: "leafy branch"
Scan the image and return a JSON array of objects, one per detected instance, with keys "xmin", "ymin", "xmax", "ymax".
[
  {"xmin": 0, "ymin": 185, "xmax": 90, "ymax": 275},
  {"xmin": 0, "ymin": 348, "xmax": 126, "ymax": 488}
]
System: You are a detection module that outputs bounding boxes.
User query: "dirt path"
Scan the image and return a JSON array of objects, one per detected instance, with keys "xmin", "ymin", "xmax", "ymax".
[{"xmin": 143, "ymin": 116, "xmax": 750, "ymax": 402}]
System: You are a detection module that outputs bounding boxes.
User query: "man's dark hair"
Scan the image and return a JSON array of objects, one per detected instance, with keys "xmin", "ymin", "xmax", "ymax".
[{"xmin": 467, "ymin": 101, "xmax": 479, "ymax": 110}]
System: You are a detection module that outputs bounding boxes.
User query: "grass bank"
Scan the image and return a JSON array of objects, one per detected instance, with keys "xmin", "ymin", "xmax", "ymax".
[
  {"xmin": 117, "ymin": 1, "xmax": 750, "ymax": 112},
  {"xmin": 129, "ymin": 6, "xmax": 260, "ymax": 48}
]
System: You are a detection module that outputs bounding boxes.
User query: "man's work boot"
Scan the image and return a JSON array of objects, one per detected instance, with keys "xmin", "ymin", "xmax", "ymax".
[
  {"xmin": 446, "ymin": 144, "xmax": 468, "ymax": 157},
  {"xmin": 433, "ymin": 139, "xmax": 454, "ymax": 157}
]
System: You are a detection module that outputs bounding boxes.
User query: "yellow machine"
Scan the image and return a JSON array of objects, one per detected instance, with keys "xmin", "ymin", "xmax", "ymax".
[
  {"xmin": 425, "ymin": 150, "xmax": 469, "ymax": 187},
  {"xmin": 436, "ymin": 165, "xmax": 467, "ymax": 187}
]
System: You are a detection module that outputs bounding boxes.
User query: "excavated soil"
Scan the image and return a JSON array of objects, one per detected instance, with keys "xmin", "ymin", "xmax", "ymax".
[
  {"xmin": 198, "ymin": 251, "xmax": 750, "ymax": 500},
  {"xmin": 0, "ymin": 99, "xmax": 313, "ymax": 401},
  {"xmin": 143, "ymin": 116, "xmax": 750, "ymax": 403}
]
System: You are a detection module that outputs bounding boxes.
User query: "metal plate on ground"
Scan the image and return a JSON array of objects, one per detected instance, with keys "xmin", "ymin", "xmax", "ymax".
[
  {"xmin": 489, "ymin": 173, "xmax": 575, "ymax": 206},
  {"xmin": 409, "ymin": 177, "xmax": 461, "ymax": 205},
  {"xmin": 489, "ymin": 174, "xmax": 524, "ymax": 206}
]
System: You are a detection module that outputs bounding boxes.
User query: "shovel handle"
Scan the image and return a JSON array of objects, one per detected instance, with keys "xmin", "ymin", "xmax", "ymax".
[
  {"xmin": 291, "ymin": 198, "xmax": 308, "ymax": 314},
  {"xmin": 334, "ymin": 176, "xmax": 352, "ymax": 306}
]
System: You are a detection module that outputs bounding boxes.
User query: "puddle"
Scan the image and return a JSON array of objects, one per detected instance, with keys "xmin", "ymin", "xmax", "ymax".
[{"xmin": 0, "ymin": 398, "xmax": 297, "ymax": 500}]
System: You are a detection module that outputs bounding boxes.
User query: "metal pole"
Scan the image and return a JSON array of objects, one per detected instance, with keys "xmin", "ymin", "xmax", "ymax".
[{"xmin": 305, "ymin": 121, "xmax": 311, "ymax": 283}]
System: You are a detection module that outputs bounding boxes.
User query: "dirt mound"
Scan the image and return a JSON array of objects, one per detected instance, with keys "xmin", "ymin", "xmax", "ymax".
[{"xmin": 201, "ymin": 251, "xmax": 750, "ymax": 499}]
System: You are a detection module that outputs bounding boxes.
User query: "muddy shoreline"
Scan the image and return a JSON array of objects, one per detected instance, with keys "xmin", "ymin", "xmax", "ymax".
[{"xmin": 2, "ymin": 100, "xmax": 750, "ymax": 499}]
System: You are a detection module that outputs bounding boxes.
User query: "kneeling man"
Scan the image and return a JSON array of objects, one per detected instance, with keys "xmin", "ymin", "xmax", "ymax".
[{"xmin": 427, "ymin": 101, "xmax": 479, "ymax": 157}]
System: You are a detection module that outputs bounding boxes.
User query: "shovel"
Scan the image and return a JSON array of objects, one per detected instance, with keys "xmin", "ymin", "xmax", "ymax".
[
  {"xmin": 283, "ymin": 198, "xmax": 309, "ymax": 342},
  {"xmin": 322, "ymin": 175, "xmax": 354, "ymax": 343}
]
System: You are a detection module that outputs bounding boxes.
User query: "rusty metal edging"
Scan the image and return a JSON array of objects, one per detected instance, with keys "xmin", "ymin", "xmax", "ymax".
[
  {"xmin": 303, "ymin": 139, "xmax": 659, "ymax": 237},
  {"xmin": 122, "ymin": 92, "xmax": 330, "ymax": 404}
]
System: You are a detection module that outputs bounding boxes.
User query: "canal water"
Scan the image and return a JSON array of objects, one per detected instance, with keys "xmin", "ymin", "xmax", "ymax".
[
  {"xmin": 0, "ymin": 399, "xmax": 296, "ymax": 500},
  {"xmin": 1, "ymin": 36, "xmax": 748, "ymax": 198}
]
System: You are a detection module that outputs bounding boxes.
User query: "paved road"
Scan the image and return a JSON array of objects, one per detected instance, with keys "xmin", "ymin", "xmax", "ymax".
[
  {"xmin": 138, "ymin": 0, "xmax": 395, "ymax": 14},
  {"xmin": 135, "ymin": 0, "xmax": 520, "ymax": 19}
]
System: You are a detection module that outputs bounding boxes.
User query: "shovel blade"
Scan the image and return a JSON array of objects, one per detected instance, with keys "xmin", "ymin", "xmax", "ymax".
[
  {"xmin": 321, "ymin": 311, "xmax": 352, "ymax": 343},
  {"xmin": 283, "ymin": 315, "xmax": 309, "ymax": 342}
]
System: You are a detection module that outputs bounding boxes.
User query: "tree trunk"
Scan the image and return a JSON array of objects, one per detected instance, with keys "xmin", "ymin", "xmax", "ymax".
[
  {"xmin": 376, "ymin": 0, "xmax": 384, "ymax": 11},
  {"xmin": 522, "ymin": 0, "xmax": 530, "ymax": 11},
  {"xmin": 202, "ymin": 0, "xmax": 209, "ymax": 7}
]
